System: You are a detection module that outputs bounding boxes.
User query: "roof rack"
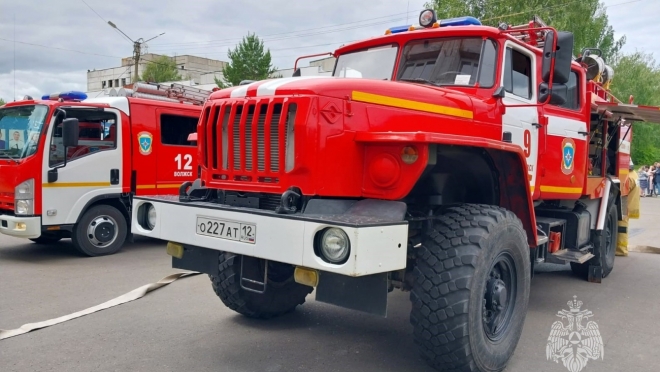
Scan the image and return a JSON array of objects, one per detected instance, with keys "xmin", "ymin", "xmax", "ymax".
[
  {"xmin": 113, "ymin": 82, "xmax": 211, "ymax": 106},
  {"xmin": 500, "ymin": 16, "xmax": 550, "ymax": 48}
]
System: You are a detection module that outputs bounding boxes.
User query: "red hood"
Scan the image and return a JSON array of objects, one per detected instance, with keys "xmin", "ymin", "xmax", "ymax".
[{"xmin": 209, "ymin": 77, "xmax": 483, "ymax": 116}]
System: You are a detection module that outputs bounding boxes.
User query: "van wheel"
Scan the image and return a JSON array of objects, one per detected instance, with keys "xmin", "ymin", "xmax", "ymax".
[
  {"xmin": 410, "ymin": 204, "xmax": 531, "ymax": 372},
  {"xmin": 571, "ymin": 201, "xmax": 617, "ymax": 279},
  {"xmin": 210, "ymin": 253, "xmax": 313, "ymax": 319},
  {"xmin": 72, "ymin": 205, "xmax": 127, "ymax": 257}
]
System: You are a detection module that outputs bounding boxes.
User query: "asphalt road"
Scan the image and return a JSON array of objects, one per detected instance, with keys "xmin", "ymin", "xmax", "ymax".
[{"xmin": 1, "ymin": 200, "xmax": 659, "ymax": 372}]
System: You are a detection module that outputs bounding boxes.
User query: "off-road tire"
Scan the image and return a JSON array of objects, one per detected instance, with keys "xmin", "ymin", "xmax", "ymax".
[
  {"xmin": 410, "ymin": 204, "xmax": 531, "ymax": 372},
  {"xmin": 571, "ymin": 201, "xmax": 617, "ymax": 279},
  {"xmin": 210, "ymin": 252, "xmax": 313, "ymax": 319},
  {"xmin": 72, "ymin": 205, "xmax": 127, "ymax": 257},
  {"xmin": 29, "ymin": 235, "xmax": 62, "ymax": 244}
]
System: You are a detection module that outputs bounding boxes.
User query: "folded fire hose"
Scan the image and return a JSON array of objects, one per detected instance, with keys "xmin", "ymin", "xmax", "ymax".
[{"xmin": 0, "ymin": 271, "xmax": 200, "ymax": 340}]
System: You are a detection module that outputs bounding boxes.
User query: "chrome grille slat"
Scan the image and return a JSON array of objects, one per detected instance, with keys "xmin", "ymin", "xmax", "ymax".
[
  {"xmin": 232, "ymin": 105, "xmax": 243, "ymax": 170},
  {"xmin": 244, "ymin": 105, "xmax": 255, "ymax": 171},
  {"xmin": 270, "ymin": 103, "xmax": 282, "ymax": 172},
  {"xmin": 257, "ymin": 105, "xmax": 267, "ymax": 171}
]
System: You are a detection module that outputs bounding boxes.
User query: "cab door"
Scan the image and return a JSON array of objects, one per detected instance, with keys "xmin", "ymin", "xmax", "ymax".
[
  {"xmin": 41, "ymin": 108, "xmax": 123, "ymax": 225},
  {"xmin": 154, "ymin": 110, "xmax": 199, "ymax": 192},
  {"xmin": 500, "ymin": 42, "xmax": 540, "ymax": 195}
]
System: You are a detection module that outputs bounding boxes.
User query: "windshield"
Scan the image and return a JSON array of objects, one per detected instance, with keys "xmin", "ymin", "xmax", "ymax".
[
  {"xmin": 0, "ymin": 104, "xmax": 49, "ymax": 160},
  {"xmin": 396, "ymin": 37, "xmax": 497, "ymax": 87},
  {"xmin": 333, "ymin": 44, "xmax": 398, "ymax": 80}
]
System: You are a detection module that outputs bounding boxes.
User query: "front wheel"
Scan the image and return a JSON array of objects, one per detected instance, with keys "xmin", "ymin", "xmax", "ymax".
[
  {"xmin": 210, "ymin": 253, "xmax": 313, "ymax": 319},
  {"xmin": 72, "ymin": 204, "xmax": 127, "ymax": 257},
  {"xmin": 410, "ymin": 204, "xmax": 531, "ymax": 372}
]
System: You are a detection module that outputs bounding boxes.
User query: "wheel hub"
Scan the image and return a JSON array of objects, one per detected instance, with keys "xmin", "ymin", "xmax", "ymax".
[
  {"xmin": 482, "ymin": 252, "xmax": 517, "ymax": 341},
  {"xmin": 87, "ymin": 215, "xmax": 118, "ymax": 248},
  {"xmin": 485, "ymin": 278, "xmax": 508, "ymax": 312}
]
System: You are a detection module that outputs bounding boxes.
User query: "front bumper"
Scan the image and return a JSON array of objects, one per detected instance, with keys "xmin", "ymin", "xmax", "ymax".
[
  {"xmin": 0, "ymin": 214, "xmax": 41, "ymax": 238},
  {"xmin": 131, "ymin": 196, "xmax": 409, "ymax": 277}
]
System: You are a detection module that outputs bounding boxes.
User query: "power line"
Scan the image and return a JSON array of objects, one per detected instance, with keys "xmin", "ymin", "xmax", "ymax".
[
  {"xmin": 0, "ymin": 37, "xmax": 122, "ymax": 59},
  {"xmin": 80, "ymin": 0, "xmax": 133, "ymax": 43},
  {"xmin": 150, "ymin": 10, "xmax": 420, "ymax": 48}
]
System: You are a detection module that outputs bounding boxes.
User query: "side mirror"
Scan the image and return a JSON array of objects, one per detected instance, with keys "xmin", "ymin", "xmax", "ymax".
[
  {"xmin": 541, "ymin": 31, "xmax": 574, "ymax": 84},
  {"xmin": 539, "ymin": 82, "xmax": 567, "ymax": 105},
  {"xmin": 62, "ymin": 118, "xmax": 79, "ymax": 148}
]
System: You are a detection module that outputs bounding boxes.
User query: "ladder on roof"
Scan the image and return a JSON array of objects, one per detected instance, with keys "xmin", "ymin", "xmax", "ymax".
[
  {"xmin": 113, "ymin": 82, "xmax": 211, "ymax": 106},
  {"xmin": 501, "ymin": 16, "xmax": 550, "ymax": 48}
]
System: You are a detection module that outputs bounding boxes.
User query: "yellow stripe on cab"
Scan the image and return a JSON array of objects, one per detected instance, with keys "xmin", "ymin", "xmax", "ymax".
[{"xmin": 351, "ymin": 91, "xmax": 474, "ymax": 119}]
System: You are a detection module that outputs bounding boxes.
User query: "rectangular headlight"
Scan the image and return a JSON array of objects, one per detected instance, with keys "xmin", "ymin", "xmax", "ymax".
[
  {"xmin": 15, "ymin": 179, "xmax": 34, "ymax": 200},
  {"xmin": 15, "ymin": 199, "xmax": 33, "ymax": 215}
]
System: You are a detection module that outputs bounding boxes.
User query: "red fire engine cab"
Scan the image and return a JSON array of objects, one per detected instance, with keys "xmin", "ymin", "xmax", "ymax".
[
  {"xmin": 0, "ymin": 83, "xmax": 207, "ymax": 256},
  {"xmin": 130, "ymin": 10, "xmax": 660, "ymax": 372}
]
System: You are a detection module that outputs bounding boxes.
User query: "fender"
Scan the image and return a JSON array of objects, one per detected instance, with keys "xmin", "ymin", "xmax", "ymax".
[
  {"xmin": 74, "ymin": 193, "xmax": 130, "ymax": 225},
  {"xmin": 355, "ymin": 131, "xmax": 538, "ymax": 247}
]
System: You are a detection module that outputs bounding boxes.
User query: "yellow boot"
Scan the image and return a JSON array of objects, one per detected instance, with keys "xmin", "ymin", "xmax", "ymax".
[{"xmin": 616, "ymin": 217, "xmax": 629, "ymax": 256}]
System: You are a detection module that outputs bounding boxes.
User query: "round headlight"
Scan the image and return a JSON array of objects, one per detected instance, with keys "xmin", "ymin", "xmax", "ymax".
[
  {"xmin": 419, "ymin": 9, "xmax": 437, "ymax": 28},
  {"xmin": 147, "ymin": 204, "xmax": 157, "ymax": 229},
  {"xmin": 320, "ymin": 228, "xmax": 350, "ymax": 264}
]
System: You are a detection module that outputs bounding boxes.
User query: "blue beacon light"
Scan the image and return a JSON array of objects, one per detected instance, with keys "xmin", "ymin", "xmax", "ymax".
[
  {"xmin": 386, "ymin": 9, "xmax": 482, "ymax": 34},
  {"xmin": 42, "ymin": 91, "xmax": 88, "ymax": 101}
]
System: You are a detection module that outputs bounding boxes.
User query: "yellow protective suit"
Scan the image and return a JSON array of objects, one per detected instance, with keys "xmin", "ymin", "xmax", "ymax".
[{"xmin": 617, "ymin": 170, "xmax": 640, "ymax": 256}]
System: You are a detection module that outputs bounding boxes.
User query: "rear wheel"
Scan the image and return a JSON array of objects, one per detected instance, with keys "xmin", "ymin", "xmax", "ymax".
[
  {"xmin": 72, "ymin": 205, "xmax": 127, "ymax": 257},
  {"xmin": 410, "ymin": 204, "xmax": 531, "ymax": 372},
  {"xmin": 571, "ymin": 201, "xmax": 617, "ymax": 279},
  {"xmin": 210, "ymin": 252, "xmax": 313, "ymax": 319}
]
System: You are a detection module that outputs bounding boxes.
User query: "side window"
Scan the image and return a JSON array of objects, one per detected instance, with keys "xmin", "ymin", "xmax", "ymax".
[
  {"xmin": 504, "ymin": 48, "xmax": 532, "ymax": 99},
  {"xmin": 555, "ymin": 71, "xmax": 580, "ymax": 110},
  {"xmin": 160, "ymin": 114, "xmax": 197, "ymax": 146},
  {"xmin": 49, "ymin": 112, "xmax": 117, "ymax": 167}
]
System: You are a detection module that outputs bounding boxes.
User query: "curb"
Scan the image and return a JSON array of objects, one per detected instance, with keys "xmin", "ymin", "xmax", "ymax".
[{"xmin": 630, "ymin": 245, "xmax": 660, "ymax": 254}]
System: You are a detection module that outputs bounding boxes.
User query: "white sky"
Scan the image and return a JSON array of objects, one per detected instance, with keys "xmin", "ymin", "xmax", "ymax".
[{"xmin": 0, "ymin": 0, "xmax": 657, "ymax": 101}]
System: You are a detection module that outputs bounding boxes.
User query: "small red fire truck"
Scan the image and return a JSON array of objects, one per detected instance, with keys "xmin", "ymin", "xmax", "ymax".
[
  {"xmin": 0, "ymin": 83, "xmax": 207, "ymax": 256},
  {"xmin": 130, "ymin": 10, "xmax": 660, "ymax": 372}
]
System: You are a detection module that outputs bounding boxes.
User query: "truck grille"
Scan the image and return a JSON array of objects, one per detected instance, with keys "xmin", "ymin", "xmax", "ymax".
[{"xmin": 205, "ymin": 99, "xmax": 297, "ymax": 180}]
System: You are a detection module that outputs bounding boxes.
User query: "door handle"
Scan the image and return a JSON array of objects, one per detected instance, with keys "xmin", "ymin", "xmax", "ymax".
[
  {"xmin": 578, "ymin": 131, "xmax": 589, "ymax": 136},
  {"xmin": 110, "ymin": 169, "xmax": 119, "ymax": 185},
  {"xmin": 532, "ymin": 123, "xmax": 542, "ymax": 128}
]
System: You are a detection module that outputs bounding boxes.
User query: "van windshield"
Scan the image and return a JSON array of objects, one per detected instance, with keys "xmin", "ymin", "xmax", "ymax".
[{"xmin": 0, "ymin": 104, "xmax": 49, "ymax": 160}]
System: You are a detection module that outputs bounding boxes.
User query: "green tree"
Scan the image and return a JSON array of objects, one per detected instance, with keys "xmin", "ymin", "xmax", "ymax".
[
  {"xmin": 141, "ymin": 55, "xmax": 181, "ymax": 83},
  {"xmin": 0, "ymin": 98, "xmax": 5, "ymax": 106},
  {"xmin": 425, "ymin": 0, "xmax": 625, "ymax": 60},
  {"xmin": 609, "ymin": 52, "xmax": 660, "ymax": 165},
  {"xmin": 216, "ymin": 33, "xmax": 277, "ymax": 87}
]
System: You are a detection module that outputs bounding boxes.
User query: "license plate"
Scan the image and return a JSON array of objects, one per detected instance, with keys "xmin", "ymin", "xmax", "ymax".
[{"xmin": 196, "ymin": 216, "xmax": 256, "ymax": 244}]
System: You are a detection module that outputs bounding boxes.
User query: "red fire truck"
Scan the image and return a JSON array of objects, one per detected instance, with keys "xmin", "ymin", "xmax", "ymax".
[
  {"xmin": 0, "ymin": 83, "xmax": 207, "ymax": 256},
  {"xmin": 130, "ymin": 10, "xmax": 660, "ymax": 372}
]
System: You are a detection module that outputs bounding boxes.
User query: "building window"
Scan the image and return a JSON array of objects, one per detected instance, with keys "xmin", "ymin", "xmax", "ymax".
[
  {"xmin": 102, "ymin": 81, "xmax": 107, "ymax": 89},
  {"xmin": 503, "ymin": 48, "xmax": 532, "ymax": 99},
  {"xmin": 115, "ymin": 79, "xmax": 119, "ymax": 87},
  {"xmin": 160, "ymin": 114, "xmax": 198, "ymax": 146},
  {"xmin": 121, "ymin": 78, "xmax": 126, "ymax": 86},
  {"xmin": 108, "ymin": 80, "xmax": 113, "ymax": 88}
]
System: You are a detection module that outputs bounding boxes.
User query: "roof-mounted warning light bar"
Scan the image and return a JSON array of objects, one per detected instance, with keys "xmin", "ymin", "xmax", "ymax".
[{"xmin": 386, "ymin": 9, "xmax": 481, "ymax": 35}]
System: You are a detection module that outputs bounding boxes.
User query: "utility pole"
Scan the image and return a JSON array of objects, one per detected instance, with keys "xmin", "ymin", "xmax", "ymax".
[{"xmin": 107, "ymin": 21, "xmax": 164, "ymax": 83}]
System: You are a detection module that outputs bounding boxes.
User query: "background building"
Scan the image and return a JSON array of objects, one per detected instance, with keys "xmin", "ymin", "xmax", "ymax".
[{"xmin": 85, "ymin": 55, "xmax": 337, "ymax": 97}]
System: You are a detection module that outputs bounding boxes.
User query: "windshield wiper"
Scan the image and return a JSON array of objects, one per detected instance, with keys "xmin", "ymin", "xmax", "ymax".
[
  {"xmin": 0, "ymin": 151, "xmax": 19, "ymax": 163},
  {"xmin": 398, "ymin": 78, "xmax": 442, "ymax": 87}
]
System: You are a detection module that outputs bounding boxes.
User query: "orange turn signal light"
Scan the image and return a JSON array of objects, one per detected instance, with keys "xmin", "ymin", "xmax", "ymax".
[{"xmin": 401, "ymin": 146, "xmax": 419, "ymax": 164}]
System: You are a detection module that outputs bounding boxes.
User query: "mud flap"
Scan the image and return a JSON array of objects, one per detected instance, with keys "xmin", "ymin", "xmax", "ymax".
[
  {"xmin": 315, "ymin": 272, "xmax": 389, "ymax": 317},
  {"xmin": 588, "ymin": 265, "xmax": 603, "ymax": 283},
  {"xmin": 172, "ymin": 245, "xmax": 220, "ymax": 276}
]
